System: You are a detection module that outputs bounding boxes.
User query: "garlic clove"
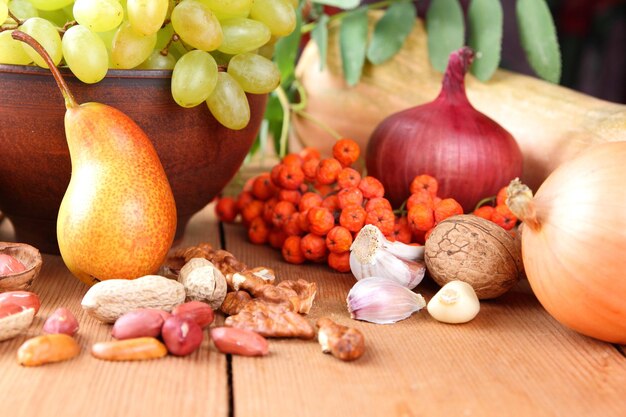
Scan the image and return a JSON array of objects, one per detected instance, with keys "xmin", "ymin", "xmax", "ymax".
[
  {"xmin": 350, "ymin": 225, "xmax": 425, "ymax": 289},
  {"xmin": 346, "ymin": 277, "xmax": 426, "ymax": 324},
  {"xmin": 427, "ymin": 281, "xmax": 480, "ymax": 324}
]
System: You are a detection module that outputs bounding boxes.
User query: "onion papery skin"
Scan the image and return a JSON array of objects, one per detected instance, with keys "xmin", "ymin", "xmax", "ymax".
[
  {"xmin": 365, "ymin": 48, "xmax": 523, "ymax": 211},
  {"xmin": 518, "ymin": 142, "xmax": 626, "ymax": 344}
]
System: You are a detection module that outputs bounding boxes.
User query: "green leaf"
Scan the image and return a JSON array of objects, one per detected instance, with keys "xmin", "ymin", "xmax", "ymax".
[
  {"xmin": 468, "ymin": 0, "xmax": 503, "ymax": 81},
  {"xmin": 366, "ymin": 1, "xmax": 416, "ymax": 65},
  {"xmin": 339, "ymin": 8, "xmax": 368, "ymax": 86},
  {"xmin": 516, "ymin": 0, "xmax": 561, "ymax": 83},
  {"xmin": 263, "ymin": 93, "xmax": 284, "ymax": 154},
  {"xmin": 274, "ymin": 6, "xmax": 303, "ymax": 87},
  {"xmin": 425, "ymin": 0, "xmax": 465, "ymax": 72},
  {"xmin": 312, "ymin": 14, "xmax": 329, "ymax": 70},
  {"xmin": 313, "ymin": 0, "xmax": 359, "ymax": 9}
]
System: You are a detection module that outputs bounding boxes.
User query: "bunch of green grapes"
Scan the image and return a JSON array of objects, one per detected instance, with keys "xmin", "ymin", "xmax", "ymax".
[{"xmin": 0, "ymin": 0, "xmax": 296, "ymax": 130}]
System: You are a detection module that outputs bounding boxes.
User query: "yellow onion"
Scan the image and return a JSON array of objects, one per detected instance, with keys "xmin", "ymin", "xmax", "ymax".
[{"xmin": 507, "ymin": 142, "xmax": 626, "ymax": 344}]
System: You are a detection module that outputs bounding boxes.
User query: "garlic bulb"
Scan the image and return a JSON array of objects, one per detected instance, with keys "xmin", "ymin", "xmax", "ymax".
[
  {"xmin": 346, "ymin": 277, "xmax": 426, "ymax": 324},
  {"xmin": 350, "ymin": 225, "xmax": 425, "ymax": 289}
]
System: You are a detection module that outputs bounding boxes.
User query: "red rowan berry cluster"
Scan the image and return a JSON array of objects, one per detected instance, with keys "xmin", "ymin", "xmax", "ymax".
[
  {"xmin": 472, "ymin": 186, "xmax": 519, "ymax": 232},
  {"xmin": 214, "ymin": 139, "xmax": 517, "ymax": 272}
]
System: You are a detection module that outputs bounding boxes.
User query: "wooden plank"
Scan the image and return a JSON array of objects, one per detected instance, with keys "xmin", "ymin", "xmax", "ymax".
[
  {"xmin": 0, "ymin": 206, "xmax": 228, "ymax": 417},
  {"xmin": 223, "ymin": 223, "xmax": 626, "ymax": 417}
]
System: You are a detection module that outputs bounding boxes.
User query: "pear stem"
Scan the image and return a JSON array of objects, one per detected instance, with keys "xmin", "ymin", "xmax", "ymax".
[{"xmin": 11, "ymin": 30, "xmax": 78, "ymax": 109}]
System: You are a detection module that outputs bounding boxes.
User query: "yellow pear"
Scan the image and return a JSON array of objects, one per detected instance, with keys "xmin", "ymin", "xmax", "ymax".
[{"xmin": 13, "ymin": 31, "xmax": 177, "ymax": 286}]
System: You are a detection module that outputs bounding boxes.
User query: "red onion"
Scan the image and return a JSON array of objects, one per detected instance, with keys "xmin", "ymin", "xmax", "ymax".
[{"xmin": 365, "ymin": 47, "xmax": 523, "ymax": 211}]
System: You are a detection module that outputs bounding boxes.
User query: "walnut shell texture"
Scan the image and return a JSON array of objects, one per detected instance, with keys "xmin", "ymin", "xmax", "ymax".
[{"xmin": 425, "ymin": 215, "xmax": 523, "ymax": 299}]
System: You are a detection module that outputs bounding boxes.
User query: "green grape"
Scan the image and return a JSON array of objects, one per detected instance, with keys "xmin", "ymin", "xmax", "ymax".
[
  {"xmin": 199, "ymin": 0, "xmax": 251, "ymax": 20},
  {"xmin": 170, "ymin": 0, "xmax": 222, "ymax": 51},
  {"xmin": 1, "ymin": 2, "xmax": 7, "ymax": 23},
  {"xmin": 0, "ymin": 30, "xmax": 32, "ymax": 64},
  {"xmin": 227, "ymin": 52, "xmax": 280, "ymax": 94},
  {"xmin": 171, "ymin": 49, "xmax": 218, "ymax": 107},
  {"xmin": 218, "ymin": 18, "xmax": 271, "ymax": 55},
  {"xmin": 257, "ymin": 43, "xmax": 275, "ymax": 60},
  {"xmin": 127, "ymin": 0, "xmax": 168, "ymax": 36},
  {"xmin": 249, "ymin": 0, "xmax": 295, "ymax": 37},
  {"xmin": 111, "ymin": 21, "xmax": 156, "ymax": 68},
  {"xmin": 19, "ymin": 17, "xmax": 63, "ymax": 68},
  {"xmin": 137, "ymin": 50, "xmax": 176, "ymax": 70},
  {"xmin": 8, "ymin": 0, "xmax": 38, "ymax": 23},
  {"xmin": 210, "ymin": 49, "xmax": 233, "ymax": 67},
  {"xmin": 62, "ymin": 25, "xmax": 109, "ymax": 83},
  {"xmin": 155, "ymin": 23, "xmax": 174, "ymax": 50},
  {"xmin": 38, "ymin": 8, "xmax": 69, "ymax": 26},
  {"xmin": 206, "ymin": 72, "xmax": 250, "ymax": 130},
  {"xmin": 28, "ymin": 0, "xmax": 74, "ymax": 11},
  {"xmin": 73, "ymin": 0, "xmax": 124, "ymax": 32}
]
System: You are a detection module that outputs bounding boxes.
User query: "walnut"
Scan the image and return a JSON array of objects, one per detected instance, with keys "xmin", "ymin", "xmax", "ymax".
[
  {"xmin": 225, "ymin": 300, "xmax": 315, "ymax": 339},
  {"xmin": 277, "ymin": 279, "xmax": 317, "ymax": 314},
  {"xmin": 424, "ymin": 215, "xmax": 524, "ymax": 299},
  {"xmin": 316, "ymin": 318, "xmax": 365, "ymax": 362},
  {"xmin": 220, "ymin": 291, "xmax": 252, "ymax": 316}
]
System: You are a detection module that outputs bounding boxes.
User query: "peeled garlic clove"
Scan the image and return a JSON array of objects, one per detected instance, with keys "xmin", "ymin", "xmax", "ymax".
[
  {"xmin": 427, "ymin": 281, "xmax": 480, "ymax": 324},
  {"xmin": 350, "ymin": 225, "xmax": 425, "ymax": 289},
  {"xmin": 346, "ymin": 277, "xmax": 426, "ymax": 324}
]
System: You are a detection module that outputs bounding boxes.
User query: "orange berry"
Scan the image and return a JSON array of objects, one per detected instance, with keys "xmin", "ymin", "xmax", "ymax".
[
  {"xmin": 409, "ymin": 174, "xmax": 438, "ymax": 197},
  {"xmin": 316, "ymin": 158, "xmax": 343, "ymax": 185},
  {"xmin": 407, "ymin": 190, "xmax": 435, "ymax": 211},
  {"xmin": 298, "ymin": 209, "xmax": 311, "ymax": 233},
  {"xmin": 243, "ymin": 177, "xmax": 255, "ymax": 192},
  {"xmin": 424, "ymin": 228, "xmax": 434, "ymax": 242},
  {"xmin": 282, "ymin": 236, "xmax": 305, "ymax": 264},
  {"xmin": 434, "ymin": 198, "xmax": 463, "ymax": 223},
  {"xmin": 278, "ymin": 189, "xmax": 301, "ymax": 205},
  {"xmin": 299, "ymin": 147, "xmax": 321, "ymax": 161},
  {"xmin": 328, "ymin": 251, "xmax": 351, "ymax": 273},
  {"xmin": 321, "ymin": 194, "xmax": 340, "ymax": 212},
  {"xmin": 365, "ymin": 207, "xmax": 395, "ymax": 236},
  {"xmin": 268, "ymin": 227, "xmax": 288, "ymax": 249},
  {"xmin": 215, "ymin": 196, "xmax": 238, "ymax": 223},
  {"xmin": 283, "ymin": 213, "xmax": 304, "ymax": 236},
  {"xmin": 337, "ymin": 167, "xmax": 362, "ymax": 189},
  {"xmin": 236, "ymin": 191, "xmax": 254, "ymax": 212},
  {"xmin": 390, "ymin": 216, "xmax": 412, "ymax": 244},
  {"xmin": 407, "ymin": 203, "xmax": 435, "ymax": 232},
  {"xmin": 365, "ymin": 197, "xmax": 392, "ymax": 213},
  {"xmin": 248, "ymin": 217, "xmax": 269, "ymax": 244},
  {"xmin": 339, "ymin": 204, "xmax": 367, "ymax": 233},
  {"xmin": 277, "ymin": 164, "xmax": 305, "ymax": 190},
  {"xmin": 241, "ymin": 199, "xmax": 264, "ymax": 226},
  {"xmin": 302, "ymin": 157, "xmax": 320, "ymax": 182},
  {"xmin": 299, "ymin": 192, "xmax": 323, "ymax": 212},
  {"xmin": 300, "ymin": 233, "xmax": 328, "ymax": 262},
  {"xmin": 307, "ymin": 206, "xmax": 335, "ymax": 236},
  {"xmin": 252, "ymin": 173, "xmax": 276, "ymax": 201},
  {"xmin": 262, "ymin": 197, "xmax": 278, "ymax": 223},
  {"xmin": 272, "ymin": 200, "xmax": 296, "ymax": 228},
  {"xmin": 358, "ymin": 176, "xmax": 385, "ymax": 199},
  {"xmin": 473, "ymin": 205, "xmax": 495, "ymax": 220},
  {"xmin": 491, "ymin": 204, "xmax": 518, "ymax": 230},
  {"xmin": 337, "ymin": 187, "xmax": 364, "ymax": 209},
  {"xmin": 496, "ymin": 186, "xmax": 508, "ymax": 206},
  {"xmin": 282, "ymin": 153, "xmax": 303, "ymax": 166},
  {"xmin": 332, "ymin": 138, "xmax": 360, "ymax": 167},
  {"xmin": 314, "ymin": 183, "xmax": 335, "ymax": 197},
  {"xmin": 270, "ymin": 163, "xmax": 283, "ymax": 187},
  {"xmin": 325, "ymin": 226, "xmax": 353, "ymax": 254}
]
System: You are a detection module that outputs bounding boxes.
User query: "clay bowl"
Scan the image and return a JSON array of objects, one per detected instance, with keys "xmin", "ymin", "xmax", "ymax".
[
  {"xmin": 0, "ymin": 242, "xmax": 43, "ymax": 292},
  {"xmin": 0, "ymin": 64, "xmax": 267, "ymax": 254}
]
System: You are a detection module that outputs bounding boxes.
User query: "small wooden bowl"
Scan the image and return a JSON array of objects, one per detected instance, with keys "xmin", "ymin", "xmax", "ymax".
[{"xmin": 0, "ymin": 242, "xmax": 43, "ymax": 292}]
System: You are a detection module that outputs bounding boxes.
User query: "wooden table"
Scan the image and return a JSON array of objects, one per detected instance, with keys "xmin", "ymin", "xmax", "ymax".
[{"xmin": 1, "ymin": 204, "xmax": 625, "ymax": 417}]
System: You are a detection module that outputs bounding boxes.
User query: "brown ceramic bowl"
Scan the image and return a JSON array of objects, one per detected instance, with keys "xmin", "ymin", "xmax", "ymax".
[
  {"xmin": 0, "ymin": 242, "xmax": 43, "ymax": 292},
  {"xmin": 0, "ymin": 64, "xmax": 267, "ymax": 254}
]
